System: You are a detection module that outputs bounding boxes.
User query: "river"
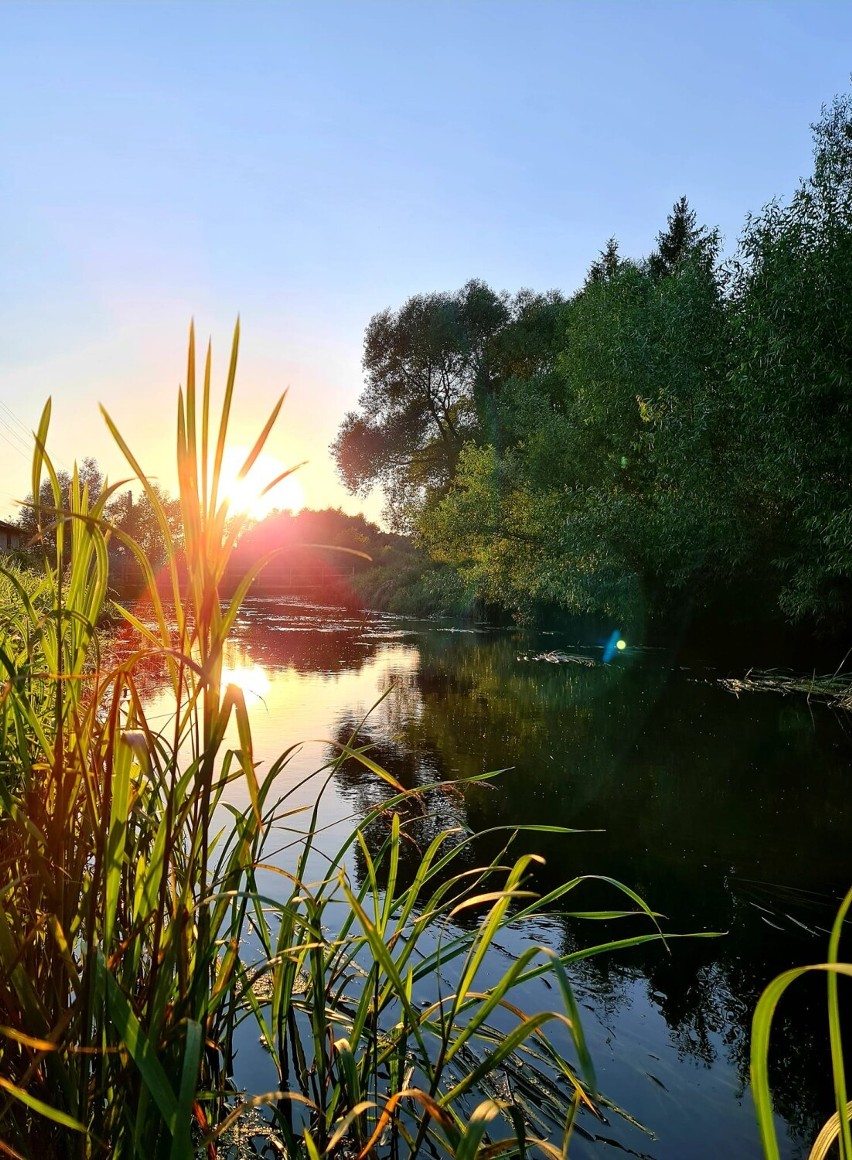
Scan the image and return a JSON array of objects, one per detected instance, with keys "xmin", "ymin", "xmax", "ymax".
[{"xmin": 155, "ymin": 597, "xmax": 852, "ymax": 1158}]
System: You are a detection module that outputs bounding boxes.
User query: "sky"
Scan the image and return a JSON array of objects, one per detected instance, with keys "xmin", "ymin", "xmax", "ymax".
[{"xmin": 1, "ymin": 0, "xmax": 851, "ymax": 524}]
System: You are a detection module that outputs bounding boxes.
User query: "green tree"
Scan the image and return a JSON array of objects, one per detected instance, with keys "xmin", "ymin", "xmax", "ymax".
[
  {"xmin": 106, "ymin": 484, "xmax": 183, "ymax": 565},
  {"xmin": 340, "ymin": 91, "xmax": 852, "ymax": 633},
  {"xmin": 16, "ymin": 456, "xmax": 104, "ymax": 550},
  {"xmin": 648, "ymin": 196, "xmax": 712, "ymax": 279},
  {"xmin": 585, "ymin": 236, "xmax": 622, "ymax": 285},
  {"xmin": 17, "ymin": 461, "xmax": 184, "ymax": 569},
  {"xmin": 424, "ymin": 233, "xmax": 733, "ymax": 623},
  {"xmin": 727, "ymin": 93, "xmax": 852, "ymax": 623},
  {"xmin": 331, "ymin": 280, "xmax": 510, "ymax": 529}
]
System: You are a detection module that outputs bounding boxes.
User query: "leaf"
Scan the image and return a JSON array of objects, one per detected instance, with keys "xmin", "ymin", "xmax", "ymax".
[
  {"xmin": 97, "ymin": 952, "xmax": 179, "ymax": 1130},
  {"xmin": 0, "ymin": 1077, "xmax": 86, "ymax": 1134}
]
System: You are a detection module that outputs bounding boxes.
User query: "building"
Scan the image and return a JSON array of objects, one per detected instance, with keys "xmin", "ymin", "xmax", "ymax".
[{"xmin": 0, "ymin": 519, "xmax": 24, "ymax": 552}]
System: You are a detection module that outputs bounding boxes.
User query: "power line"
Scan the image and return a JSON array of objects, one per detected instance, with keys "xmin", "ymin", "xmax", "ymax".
[
  {"xmin": 0, "ymin": 397, "xmax": 73, "ymax": 476},
  {"xmin": 0, "ymin": 426, "xmax": 30, "ymax": 464},
  {"xmin": 0, "ymin": 414, "xmax": 31, "ymax": 456},
  {"xmin": 0, "ymin": 400, "xmax": 32, "ymax": 441}
]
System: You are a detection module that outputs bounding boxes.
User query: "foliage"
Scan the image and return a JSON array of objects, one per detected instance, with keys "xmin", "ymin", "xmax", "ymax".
[
  {"xmin": 239, "ymin": 787, "xmax": 678, "ymax": 1159},
  {"xmin": 0, "ymin": 323, "xmax": 286, "ymax": 1157},
  {"xmin": 333, "ymin": 93, "xmax": 852, "ymax": 632},
  {"xmin": 234, "ymin": 505, "xmax": 406, "ymax": 562},
  {"xmin": 648, "ymin": 195, "xmax": 715, "ymax": 279},
  {"xmin": 0, "ymin": 323, "xmax": 676, "ymax": 1158},
  {"xmin": 105, "ymin": 483, "xmax": 184, "ymax": 565},
  {"xmin": 16, "ymin": 458, "xmax": 182, "ymax": 568},
  {"xmin": 15, "ymin": 455, "xmax": 105, "ymax": 550},
  {"xmin": 351, "ymin": 555, "xmax": 473, "ymax": 616},
  {"xmin": 330, "ymin": 281, "xmax": 511, "ymax": 530},
  {"xmin": 422, "ymin": 243, "xmax": 731, "ymax": 624},
  {"xmin": 751, "ymin": 888, "xmax": 852, "ymax": 1160},
  {"xmin": 727, "ymin": 92, "xmax": 852, "ymax": 623}
]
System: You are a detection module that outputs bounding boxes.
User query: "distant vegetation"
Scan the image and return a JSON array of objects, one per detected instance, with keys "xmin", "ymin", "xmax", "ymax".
[
  {"xmin": 14, "ymin": 459, "xmax": 471, "ymax": 615},
  {"xmin": 232, "ymin": 507, "xmax": 472, "ymax": 615},
  {"xmin": 16, "ymin": 457, "xmax": 182, "ymax": 569},
  {"xmin": 332, "ymin": 94, "xmax": 852, "ymax": 635}
]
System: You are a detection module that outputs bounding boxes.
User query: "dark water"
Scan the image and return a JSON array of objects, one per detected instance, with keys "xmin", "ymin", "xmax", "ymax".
[{"xmin": 183, "ymin": 598, "xmax": 852, "ymax": 1158}]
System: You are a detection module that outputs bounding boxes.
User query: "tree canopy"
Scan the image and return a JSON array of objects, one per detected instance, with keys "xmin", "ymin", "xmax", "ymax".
[
  {"xmin": 334, "ymin": 93, "xmax": 852, "ymax": 631},
  {"xmin": 16, "ymin": 464, "xmax": 182, "ymax": 565},
  {"xmin": 331, "ymin": 280, "xmax": 510, "ymax": 529}
]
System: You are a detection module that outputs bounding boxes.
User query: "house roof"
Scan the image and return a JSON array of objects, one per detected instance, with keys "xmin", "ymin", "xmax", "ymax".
[{"xmin": 0, "ymin": 519, "xmax": 22, "ymax": 535}]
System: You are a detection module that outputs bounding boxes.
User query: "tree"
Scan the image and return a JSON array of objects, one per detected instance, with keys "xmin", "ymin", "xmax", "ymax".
[
  {"xmin": 331, "ymin": 281, "xmax": 510, "ymax": 529},
  {"xmin": 16, "ymin": 456, "xmax": 104, "ymax": 550},
  {"xmin": 727, "ymin": 93, "xmax": 852, "ymax": 623},
  {"xmin": 424, "ymin": 222, "xmax": 733, "ymax": 623},
  {"xmin": 17, "ymin": 460, "xmax": 184, "ymax": 567},
  {"xmin": 647, "ymin": 197, "xmax": 712, "ymax": 279},
  {"xmin": 106, "ymin": 484, "xmax": 183, "ymax": 565},
  {"xmin": 585, "ymin": 237, "xmax": 622, "ymax": 285}
]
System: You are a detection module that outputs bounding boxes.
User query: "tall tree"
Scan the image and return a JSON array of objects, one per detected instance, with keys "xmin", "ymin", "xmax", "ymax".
[
  {"xmin": 331, "ymin": 280, "xmax": 509, "ymax": 528},
  {"xmin": 648, "ymin": 196, "xmax": 711, "ymax": 278},
  {"xmin": 16, "ymin": 456, "xmax": 104, "ymax": 549},
  {"xmin": 585, "ymin": 237, "xmax": 622, "ymax": 285},
  {"xmin": 728, "ymin": 93, "xmax": 852, "ymax": 623},
  {"xmin": 106, "ymin": 484, "xmax": 183, "ymax": 564},
  {"xmin": 424, "ymin": 223, "xmax": 732, "ymax": 622}
]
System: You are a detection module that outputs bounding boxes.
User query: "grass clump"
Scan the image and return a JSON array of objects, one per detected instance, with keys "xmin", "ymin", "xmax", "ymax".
[{"xmin": 0, "ymin": 323, "xmax": 671, "ymax": 1158}]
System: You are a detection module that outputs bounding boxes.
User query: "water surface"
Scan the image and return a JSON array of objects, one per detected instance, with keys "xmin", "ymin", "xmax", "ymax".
[{"xmin": 185, "ymin": 598, "xmax": 851, "ymax": 1158}]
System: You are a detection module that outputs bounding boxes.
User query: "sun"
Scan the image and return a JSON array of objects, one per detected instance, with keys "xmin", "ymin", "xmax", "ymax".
[{"xmin": 219, "ymin": 447, "xmax": 305, "ymax": 520}]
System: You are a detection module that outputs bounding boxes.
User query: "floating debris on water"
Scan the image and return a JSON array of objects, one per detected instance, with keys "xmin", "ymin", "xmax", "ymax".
[
  {"xmin": 718, "ymin": 667, "xmax": 852, "ymax": 711},
  {"xmin": 518, "ymin": 650, "xmax": 597, "ymax": 666}
]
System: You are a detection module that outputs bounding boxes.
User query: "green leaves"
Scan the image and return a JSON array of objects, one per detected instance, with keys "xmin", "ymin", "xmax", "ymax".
[
  {"xmin": 0, "ymin": 323, "xmax": 290, "ymax": 1155},
  {"xmin": 751, "ymin": 887, "xmax": 852, "ymax": 1160}
]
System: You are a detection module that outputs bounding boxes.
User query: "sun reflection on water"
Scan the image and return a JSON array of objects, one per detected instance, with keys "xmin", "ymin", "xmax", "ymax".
[{"xmin": 221, "ymin": 654, "xmax": 271, "ymax": 702}]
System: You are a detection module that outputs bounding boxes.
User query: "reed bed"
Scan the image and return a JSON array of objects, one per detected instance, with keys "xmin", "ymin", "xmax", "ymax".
[{"xmin": 0, "ymin": 324, "xmax": 676, "ymax": 1158}]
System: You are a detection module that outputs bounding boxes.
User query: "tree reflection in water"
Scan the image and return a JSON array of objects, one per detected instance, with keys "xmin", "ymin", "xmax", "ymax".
[
  {"xmin": 228, "ymin": 599, "xmax": 384, "ymax": 674},
  {"xmin": 215, "ymin": 602, "xmax": 851, "ymax": 1156},
  {"xmin": 321, "ymin": 627, "xmax": 851, "ymax": 1155}
]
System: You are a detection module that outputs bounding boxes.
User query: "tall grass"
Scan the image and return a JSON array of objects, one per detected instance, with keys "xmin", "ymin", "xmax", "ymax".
[
  {"xmin": 0, "ymin": 323, "xmax": 674, "ymax": 1158},
  {"xmin": 752, "ymin": 888, "xmax": 852, "ymax": 1160}
]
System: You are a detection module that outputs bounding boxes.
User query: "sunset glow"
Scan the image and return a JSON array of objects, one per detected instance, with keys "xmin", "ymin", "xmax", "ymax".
[{"xmin": 219, "ymin": 447, "xmax": 305, "ymax": 520}]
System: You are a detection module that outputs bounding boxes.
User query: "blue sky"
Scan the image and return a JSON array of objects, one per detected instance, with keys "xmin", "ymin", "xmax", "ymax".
[{"xmin": 1, "ymin": 0, "xmax": 850, "ymax": 522}]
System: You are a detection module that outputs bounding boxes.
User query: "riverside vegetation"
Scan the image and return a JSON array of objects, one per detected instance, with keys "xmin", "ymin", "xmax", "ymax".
[
  {"xmin": 0, "ymin": 324, "xmax": 686, "ymax": 1158},
  {"xmin": 2, "ymin": 94, "xmax": 852, "ymax": 1160},
  {"xmin": 332, "ymin": 94, "xmax": 852, "ymax": 638},
  {"xmin": 1, "ymin": 336, "xmax": 851, "ymax": 1158}
]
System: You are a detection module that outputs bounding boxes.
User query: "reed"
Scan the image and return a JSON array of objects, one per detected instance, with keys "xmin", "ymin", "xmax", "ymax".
[
  {"xmin": 752, "ymin": 888, "xmax": 852, "ymax": 1160},
  {"xmin": 0, "ymin": 324, "xmax": 674, "ymax": 1158}
]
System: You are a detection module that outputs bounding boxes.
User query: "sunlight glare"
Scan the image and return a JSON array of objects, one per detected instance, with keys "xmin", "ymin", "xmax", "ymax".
[
  {"xmin": 221, "ymin": 660, "xmax": 271, "ymax": 702},
  {"xmin": 219, "ymin": 447, "xmax": 305, "ymax": 519}
]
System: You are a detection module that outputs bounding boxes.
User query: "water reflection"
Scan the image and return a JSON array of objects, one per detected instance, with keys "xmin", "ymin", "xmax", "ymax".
[
  {"xmin": 221, "ymin": 652, "xmax": 271, "ymax": 702},
  {"xmin": 229, "ymin": 598, "xmax": 392, "ymax": 674},
  {"xmin": 216, "ymin": 601, "xmax": 851, "ymax": 1158}
]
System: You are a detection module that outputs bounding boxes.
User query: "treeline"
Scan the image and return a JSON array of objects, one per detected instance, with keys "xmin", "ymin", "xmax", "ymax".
[
  {"xmin": 15, "ymin": 466, "xmax": 439, "ymax": 609},
  {"xmin": 15, "ymin": 459, "xmax": 183, "ymax": 564},
  {"xmin": 232, "ymin": 507, "xmax": 468, "ymax": 614},
  {"xmin": 332, "ymin": 95, "xmax": 852, "ymax": 632},
  {"xmin": 233, "ymin": 506, "xmax": 405, "ymax": 560}
]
